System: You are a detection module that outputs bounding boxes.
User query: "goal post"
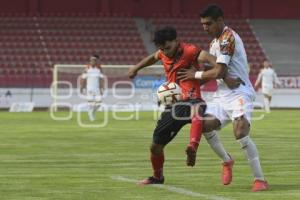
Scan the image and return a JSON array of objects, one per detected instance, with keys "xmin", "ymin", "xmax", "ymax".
[{"xmin": 51, "ymin": 64, "xmax": 165, "ymax": 111}]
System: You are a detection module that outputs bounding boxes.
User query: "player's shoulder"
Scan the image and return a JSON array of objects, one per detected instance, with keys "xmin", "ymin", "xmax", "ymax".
[
  {"xmin": 219, "ymin": 27, "xmax": 236, "ymax": 43},
  {"xmin": 182, "ymin": 42, "xmax": 200, "ymax": 50},
  {"xmin": 96, "ymin": 64, "xmax": 102, "ymax": 71},
  {"xmin": 181, "ymin": 42, "xmax": 201, "ymax": 55},
  {"xmin": 85, "ymin": 64, "xmax": 92, "ymax": 69},
  {"xmin": 83, "ymin": 64, "xmax": 91, "ymax": 72},
  {"xmin": 209, "ymin": 38, "xmax": 217, "ymax": 47}
]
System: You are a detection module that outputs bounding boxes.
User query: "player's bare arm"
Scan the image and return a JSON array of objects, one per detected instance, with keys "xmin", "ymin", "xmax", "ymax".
[
  {"xmin": 254, "ymin": 72, "xmax": 262, "ymax": 90},
  {"xmin": 177, "ymin": 50, "xmax": 243, "ymax": 89},
  {"xmin": 79, "ymin": 75, "xmax": 86, "ymax": 94},
  {"xmin": 99, "ymin": 68, "xmax": 105, "ymax": 95},
  {"xmin": 100, "ymin": 77, "xmax": 104, "ymax": 95},
  {"xmin": 198, "ymin": 50, "xmax": 228, "ymax": 79},
  {"xmin": 176, "ymin": 50, "xmax": 226, "ymax": 81},
  {"xmin": 128, "ymin": 52, "xmax": 159, "ymax": 79}
]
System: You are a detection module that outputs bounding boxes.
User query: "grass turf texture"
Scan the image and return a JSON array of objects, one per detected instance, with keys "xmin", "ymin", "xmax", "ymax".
[{"xmin": 0, "ymin": 110, "xmax": 299, "ymax": 199}]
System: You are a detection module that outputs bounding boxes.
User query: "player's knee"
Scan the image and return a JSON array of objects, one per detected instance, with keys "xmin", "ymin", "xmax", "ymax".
[
  {"xmin": 150, "ymin": 143, "xmax": 164, "ymax": 155},
  {"xmin": 233, "ymin": 116, "xmax": 250, "ymax": 139},
  {"xmin": 203, "ymin": 124, "xmax": 213, "ymax": 133},
  {"xmin": 202, "ymin": 115, "xmax": 221, "ymax": 133}
]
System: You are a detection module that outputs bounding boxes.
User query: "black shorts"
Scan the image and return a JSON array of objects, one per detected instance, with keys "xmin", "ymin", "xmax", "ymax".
[{"xmin": 153, "ymin": 99, "xmax": 206, "ymax": 146}]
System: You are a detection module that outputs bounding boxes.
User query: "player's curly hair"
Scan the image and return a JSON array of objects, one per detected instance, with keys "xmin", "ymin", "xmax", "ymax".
[
  {"xmin": 200, "ymin": 4, "xmax": 224, "ymax": 20},
  {"xmin": 153, "ymin": 26, "xmax": 177, "ymax": 46},
  {"xmin": 91, "ymin": 54, "xmax": 100, "ymax": 59}
]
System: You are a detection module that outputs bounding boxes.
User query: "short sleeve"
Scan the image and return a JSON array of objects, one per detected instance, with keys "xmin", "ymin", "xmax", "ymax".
[
  {"xmin": 217, "ymin": 33, "xmax": 235, "ymax": 65},
  {"xmin": 187, "ymin": 44, "xmax": 201, "ymax": 63}
]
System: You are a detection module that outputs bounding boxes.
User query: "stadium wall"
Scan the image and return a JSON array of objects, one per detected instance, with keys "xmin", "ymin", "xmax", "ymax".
[{"xmin": 0, "ymin": 0, "xmax": 299, "ymax": 19}]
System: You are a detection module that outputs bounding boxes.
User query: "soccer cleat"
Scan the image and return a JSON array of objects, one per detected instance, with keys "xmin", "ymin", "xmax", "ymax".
[
  {"xmin": 185, "ymin": 145, "xmax": 197, "ymax": 167},
  {"xmin": 138, "ymin": 176, "xmax": 164, "ymax": 185},
  {"xmin": 222, "ymin": 159, "xmax": 234, "ymax": 185},
  {"xmin": 252, "ymin": 179, "xmax": 269, "ymax": 192}
]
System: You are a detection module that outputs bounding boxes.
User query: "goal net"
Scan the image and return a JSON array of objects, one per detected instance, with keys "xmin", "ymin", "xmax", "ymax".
[{"xmin": 51, "ymin": 64, "xmax": 165, "ymax": 111}]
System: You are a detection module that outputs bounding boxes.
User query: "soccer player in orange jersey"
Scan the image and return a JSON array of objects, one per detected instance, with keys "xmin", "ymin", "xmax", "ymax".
[{"xmin": 128, "ymin": 26, "xmax": 241, "ymax": 184}]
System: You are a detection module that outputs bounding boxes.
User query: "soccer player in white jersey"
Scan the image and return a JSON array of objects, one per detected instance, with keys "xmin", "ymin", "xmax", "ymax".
[
  {"xmin": 177, "ymin": 5, "xmax": 268, "ymax": 192},
  {"xmin": 255, "ymin": 61, "xmax": 281, "ymax": 113},
  {"xmin": 80, "ymin": 55, "xmax": 105, "ymax": 121}
]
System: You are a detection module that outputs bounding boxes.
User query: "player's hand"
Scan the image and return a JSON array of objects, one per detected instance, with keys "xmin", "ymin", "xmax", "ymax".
[
  {"xmin": 224, "ymin": 76, "xmax": 245, "ymax": 89},
  {"xmin": 177, "ymin": 67, "xmax": 197, "ymax": 81},
  {"xmin": 81, "ymin": 90, "xmax": 87, "ymax": 95},
  {"xmin": 128, "ymin": 68, "xmax": 138, "ymax": 79}
]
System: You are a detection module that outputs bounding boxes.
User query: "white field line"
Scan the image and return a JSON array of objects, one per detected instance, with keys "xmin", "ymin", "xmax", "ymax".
[{"xmin": 111, "ymin": 176, "xmax": 234, "ymax": 200}]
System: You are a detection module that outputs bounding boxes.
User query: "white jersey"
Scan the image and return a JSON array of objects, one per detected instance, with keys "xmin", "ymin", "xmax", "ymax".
[
  {"xmin": 81, "ymin": 66, "xmax": 104, "ymax": 91},
  {"xmin": 209, "ymin": 26, "xmax": 255, "ymax": 99},
  {"xmin": 256, "ymin": 68, "xmax": 280, "ymax": 89}
]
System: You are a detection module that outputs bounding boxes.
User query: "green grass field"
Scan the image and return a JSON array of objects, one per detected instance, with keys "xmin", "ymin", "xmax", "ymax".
[{"xmin": 0, "ymin": 110, "xmax": 299, "ymax": 200}]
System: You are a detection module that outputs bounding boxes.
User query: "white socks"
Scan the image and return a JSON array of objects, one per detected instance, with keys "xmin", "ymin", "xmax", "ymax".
[
  {"xmin": 93, "ymin": 102, "xmax": 101, "ymax": 114},
  {"xmin": 88, "ymin": 102, "xmax": 101, "ymax": 121},
  {"xmin": 237, "ymin": 136, "xmax": 265, "ymax": 180},
  {"xmin": 204, "ymin": 131, "xmax": 231, "ymax": 162},
  {"xmin": 205, "ymin": 131, "xmax": 265, "ymax": 181},
  {"xmin": 263, "ymin": 97, "xmax": 270, "ymax": 113}
]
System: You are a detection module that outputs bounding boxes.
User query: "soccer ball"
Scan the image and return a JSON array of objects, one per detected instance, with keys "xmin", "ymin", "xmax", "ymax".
[{"xmin": 157, "ymin": 82, "xmax": 182, "ymax": 106}]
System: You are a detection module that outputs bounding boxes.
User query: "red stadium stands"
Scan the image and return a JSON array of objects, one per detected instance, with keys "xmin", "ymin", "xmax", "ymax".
[
  {"xmin": 0, "ymin": 14, "xmax": 147, "ymax": 87},
  {"xmin": 0, "ymin": 14, "xmax": 266, "ymax": 88}
]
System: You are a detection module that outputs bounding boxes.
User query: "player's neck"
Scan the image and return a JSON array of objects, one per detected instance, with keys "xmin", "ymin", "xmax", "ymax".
[
  {"xmin": 216, "ymin": 24, "xmax": 226, "ymax": 38},
  {"xmin": 168, "ymin": 42, "xmax": 180, "ymax": 58}
]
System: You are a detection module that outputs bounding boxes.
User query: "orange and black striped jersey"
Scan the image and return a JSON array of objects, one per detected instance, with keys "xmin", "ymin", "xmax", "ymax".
[{"xmin": 157, "ymin": 42, "xmax": 202, "ymax": 100}]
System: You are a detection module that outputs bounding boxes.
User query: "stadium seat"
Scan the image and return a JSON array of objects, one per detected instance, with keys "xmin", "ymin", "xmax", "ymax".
[{"xmin": 0, "ymin": 14, "xmax": 267, "ymax": 87}]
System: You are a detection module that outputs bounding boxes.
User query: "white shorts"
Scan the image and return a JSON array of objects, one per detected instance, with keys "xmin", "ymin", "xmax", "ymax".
[
  {"xmin": 262, "ymin": 86, "xmax": 273, "ymax": 96},
  {"xmin": 86, "ymin": 90, "xmax": 102, "ymax": 102},
  {"xmin": 205, "ymin": 93, "xmax": 254, "ymax": 128}
]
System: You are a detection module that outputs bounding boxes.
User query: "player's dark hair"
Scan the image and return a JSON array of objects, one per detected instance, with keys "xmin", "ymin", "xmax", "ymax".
[
  {"xmin": 153, "ymin": 26, "xmax": 177, "ymax": 46},
  {"xmin": 91, "ymin": 54, "xmax": 99, "ymax": 59},
  {"xmin": 200, "ymin": 4, "xmax": 224, "ymax": 20}
]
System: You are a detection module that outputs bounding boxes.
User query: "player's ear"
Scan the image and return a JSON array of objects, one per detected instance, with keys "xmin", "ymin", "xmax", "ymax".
[{"xmin": 216, "ymin": 17, "xmax": 223, "ymax": 24}]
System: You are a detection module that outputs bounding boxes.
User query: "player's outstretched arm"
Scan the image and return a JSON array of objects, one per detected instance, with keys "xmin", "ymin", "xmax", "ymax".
[
  {"xmin": 176, "ymin": 50, "xmax": 226, "ymax": 81},
  {"xmin": 128, "ymin": 52, "xmax": 159, "ymax": 79},
  {"xmin": 177, "ymin": 50, "xmax": 244, "ymax": 89},
  {"xmin": 273, "ymin": 71, "xmax": 281, "ymax": 87},
  {"xmin": 197, "ymin": 50, "xmax": 228, "ymax": 80},
  {"xmin": 254, "ymin": 72, "xmax": 262, "ymax": 89}
]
